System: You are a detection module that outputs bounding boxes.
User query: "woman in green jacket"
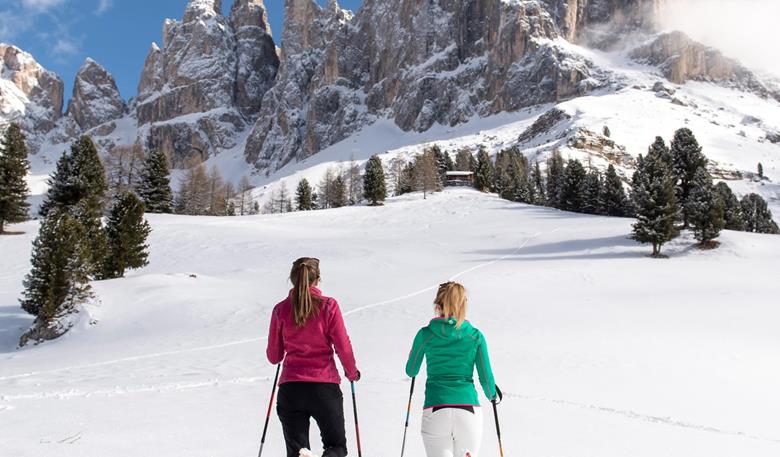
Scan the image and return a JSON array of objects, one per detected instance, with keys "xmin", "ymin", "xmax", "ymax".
[{"xmin": 405, "ymin": 281, "xmax": 498, "ymax": 457}]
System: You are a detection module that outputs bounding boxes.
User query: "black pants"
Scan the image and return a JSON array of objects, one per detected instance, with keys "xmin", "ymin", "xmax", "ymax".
[{"xmin": 277, "ymin": 382, "xmax": 348, "ymax": 457}]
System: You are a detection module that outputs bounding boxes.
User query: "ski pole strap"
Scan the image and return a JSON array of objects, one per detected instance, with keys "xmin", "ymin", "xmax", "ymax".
[{"xmin": 494, "ymin": 384, "xmax": 503, "ymax": 405}]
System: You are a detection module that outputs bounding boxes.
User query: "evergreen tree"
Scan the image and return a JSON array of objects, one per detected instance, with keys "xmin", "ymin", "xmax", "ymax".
[
  {"xmin": 19, "ymin": 208, "xmax": 92, "ymax": 344},
  {"xmin": 430, "ymin": 145, "xmax": 449, "ymax": 184},
  {"xmin": 474, "ymin": 147, "xmax": 494, "ymax": 192},
  {"xmin": 670, "ymin": 128, "xmax": 708, "ymax": 228},
  {"xmin": 740, "ymin": 194, "xmax": 780, "ymax": 234},
  {"xmin": 582, "ymin": 169, "xmax": 604, "ymax": 215},
  {"xmin": 444, "ymin": 151, "xmax": 454, "ymax": 173},
  {"xmin": 602, "ymin": 165, "xmax": 629, "ymax": 217},
  {"xmin": 648, "ymin": 136, "xmax": 673, "ymax": 168},
  {"xmin": 455, "ymin": 149, "xmax": 474, "ymax": 172},
  {"xmin": 531, "ymin": 161, "xmax": 545, "ymax": 205},
  {"xmin": 363, "ymin": 155, "xmax": 387, "ymax": 206},
  {"xmin": 757, "ymin": 162, "xmax": 764, "ymax": 179},
  {"xmin": 295, "ymin": 179, "xmax": 314, "ymax": 211},
  {"xmin": 138, "ymin": 149, "xmax": 173, "ymax": 213},
  {"xmin": 714, "ymin": 182, "xmax": 745, "ymax": 231},
  {"xmin": 631, "ymin": 152, "xmax": 679, "ymax": 257},
  {"xmin": 103, "ymin": 192, "xmax": 152, "ymax": 278},
  {"xmin": 0, "ymin": 123, "xmax": 30, "ymax": 234},
  {"xmin": 545, "ymin": 150, "xmax": 564, "ymax": 208},
  {"xmin": 686, "ymin": 168, "xmax": 724, "ymax": 247},
  {"xmin": 558, "ymin": 159, "xmax": 587, "ymax": 213},
  {"xmin": 603, "ymin": 126, "xmax": 611, "ymax": 138},
  {"xmin": 331, "ymin": 175, "xmax": 348, "ymax": 208}
]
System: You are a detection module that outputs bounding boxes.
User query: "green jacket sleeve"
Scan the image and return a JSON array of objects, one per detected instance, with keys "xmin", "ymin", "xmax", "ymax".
[
  {"xmin": 405, "ymin": 328, "xmax": 427, "ymax": 377},
  {"xmin": 475, "ymin": 331, "xmax": 497, "ymax": 400}
]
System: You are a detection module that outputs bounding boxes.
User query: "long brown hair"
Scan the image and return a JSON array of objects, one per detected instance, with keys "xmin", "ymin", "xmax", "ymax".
[
  {"xmin": 434, "ymin": 281, "xmax": 468, "ymax": 329},
  {"xmin": 290, "ymin": 257, "xmax": 321, "ymax": 326}
]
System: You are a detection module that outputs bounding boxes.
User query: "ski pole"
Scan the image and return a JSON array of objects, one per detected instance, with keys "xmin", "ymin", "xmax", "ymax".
[
  {"xmin": 400, "ymin": 377, "xmax": 416, "ymax": 457},
  {"xmin": 351, "ymin": 381, "xmax": 363, "ymax": 457},
  {"xmin": 492, "ymin": 398, "xmax": 505, "ymax": 457},
  {"xmin": 258, "ymin": 364, "xmax": 281, "ymax": 457}
]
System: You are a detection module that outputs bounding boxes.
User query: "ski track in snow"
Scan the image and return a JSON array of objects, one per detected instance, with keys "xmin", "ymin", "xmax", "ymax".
[
  {"xmin": 0, "ymin": 230, "xmax": 548, "ymax": 384},
  {"xmin": 506, "ymin": 392, "xmax": 780, "ymax": 444}
]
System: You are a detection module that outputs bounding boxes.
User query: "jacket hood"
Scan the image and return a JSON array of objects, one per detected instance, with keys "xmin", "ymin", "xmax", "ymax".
[{"xmin": 427, "ymin": 317, "xmax": 473, "ymax": 339}]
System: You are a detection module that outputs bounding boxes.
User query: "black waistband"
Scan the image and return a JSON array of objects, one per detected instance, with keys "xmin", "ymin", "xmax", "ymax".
[{"xmin": 432, "ymin": 405, "xmax": 474, "ymax": 414}]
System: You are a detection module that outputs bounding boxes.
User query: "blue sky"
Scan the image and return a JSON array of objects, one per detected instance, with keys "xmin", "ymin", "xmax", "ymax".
[{"xmin": 0, "ymin": 0, "xmax": 364, "ymax": 104}]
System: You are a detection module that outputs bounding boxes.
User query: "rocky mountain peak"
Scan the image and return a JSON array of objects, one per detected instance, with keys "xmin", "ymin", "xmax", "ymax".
[
  {"xmin": 230, "ymin": 0, "xmax": 272, "ymax": 33},
  {"xmin": 66, "ymin": 58, "xmax": 126, "ymax": 131},
  {"xmin": 0, "ymin": 43, "xmax": 64, "ymax": 136},
  {"xmin": 184, "ymin": 0, "xmax": 223, "ymax": 22}
]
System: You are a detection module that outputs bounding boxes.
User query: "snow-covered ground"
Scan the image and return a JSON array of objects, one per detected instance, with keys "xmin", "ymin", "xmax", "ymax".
[{"xmin": 2, "ymin": 188, "xmax": 779, "ymax": 456}]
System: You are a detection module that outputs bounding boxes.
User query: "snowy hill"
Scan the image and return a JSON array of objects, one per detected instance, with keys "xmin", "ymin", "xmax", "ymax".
[{"xmin": 2, "ymin": 189, "xmax": 780, "ymax": 456}]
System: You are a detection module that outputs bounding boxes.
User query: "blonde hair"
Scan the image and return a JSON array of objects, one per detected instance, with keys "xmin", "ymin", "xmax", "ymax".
[
  {"xmin": 435, "ymin": 281, "xmax": 467, "ymax": 329},
  {"xmin": 290, "ymin": 257, "xmax": 321, "ymax": 326}
]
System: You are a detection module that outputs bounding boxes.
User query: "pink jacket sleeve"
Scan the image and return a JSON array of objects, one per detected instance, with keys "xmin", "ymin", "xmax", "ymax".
[
  {"xmin": 326, "ymin": 298, "xmax": 359, "ymax": 381},
  {"xmin": 266, "ymin": 306, "xmax": 284, "ymax": 364}
]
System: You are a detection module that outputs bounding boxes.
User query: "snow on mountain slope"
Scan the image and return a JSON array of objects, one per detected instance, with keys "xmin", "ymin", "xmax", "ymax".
[{"xmin": 2, "ymin": 189, "xmax": 780, "ymax": 456}]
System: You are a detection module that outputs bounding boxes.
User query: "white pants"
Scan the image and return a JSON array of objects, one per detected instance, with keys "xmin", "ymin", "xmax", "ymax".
[{"xmin": 421, "ymin": 407, "xmax": 483, "ymax": 457}]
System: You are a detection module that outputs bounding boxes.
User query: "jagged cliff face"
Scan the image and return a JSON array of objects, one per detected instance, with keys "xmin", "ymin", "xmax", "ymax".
[
  {"xmin": 136, "ymin": 0, "xmax": 278, "ymax": 167},
  {"xmin": 0, "ymin": 44, "xmax": 64, "ymax": 135},
  {"xmin": 245, "ymin": 0, "xmax": 615, "ymax": 172},
  {"xmin": 546, "ymin": 0, "xmax": 663, "ymax": 45},
  {"xmin": 67, "ymin": 58, "xmax": 126, "ymax": 131}
]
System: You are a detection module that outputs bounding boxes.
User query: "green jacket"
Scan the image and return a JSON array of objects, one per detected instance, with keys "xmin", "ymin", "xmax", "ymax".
[{"xmin": 405, "ymin": 318, "xmax": 497, "ymax": 408}]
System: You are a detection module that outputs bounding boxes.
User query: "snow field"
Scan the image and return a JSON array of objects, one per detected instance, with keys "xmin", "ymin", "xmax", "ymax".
[{"xmin": 1, "ymin": 188, "xmax": 780, "ymax": 456}]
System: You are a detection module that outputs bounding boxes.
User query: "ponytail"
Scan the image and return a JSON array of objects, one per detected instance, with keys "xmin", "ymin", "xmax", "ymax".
[
  {"xmin": 435, "ymin": 281, "xmax": 467, "ymax": 329},
  {"xmin": 290, "ymin": 257, "xmax": 321, "ymax": 326}
]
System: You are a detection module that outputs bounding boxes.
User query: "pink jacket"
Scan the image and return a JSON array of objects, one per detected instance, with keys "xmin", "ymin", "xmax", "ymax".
[{"xmin": 266, "ymin": 287, "xmax": 359, "ymax": 384}]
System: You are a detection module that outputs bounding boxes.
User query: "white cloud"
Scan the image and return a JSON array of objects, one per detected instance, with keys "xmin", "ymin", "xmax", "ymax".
[
  {"xmin": 20, "ymin": 0, "xmax": 67, "ymax": 11},
  {"xmin": 52, "ymin": 37, "xmax": 79, "ymax": 55},
  {"xmin": 96, "ymin": 0, "xmax": 113, "ymax": 15},
  {"xmin": 658, "ymin": 0, "xmax": 780, "ymax": 77}
]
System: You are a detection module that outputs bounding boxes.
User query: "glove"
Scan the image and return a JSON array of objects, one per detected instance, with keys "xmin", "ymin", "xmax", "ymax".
[{"xmin": 348, "ymin": 370, "xmax": 361, "ymax": 382}]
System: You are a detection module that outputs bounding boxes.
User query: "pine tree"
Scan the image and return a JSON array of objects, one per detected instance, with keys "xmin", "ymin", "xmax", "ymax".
[
  {"xmin": 631, "ymin": 152, "xmax": 679, "ymax": 257},
  {"xmin": 603, "ymin": 126, "xmax": 611, "ymax": 138},
  {"xmin": 474, "ymin": 147, "xmax": 494, "ymax": 192},
  {"xmin": 331, "ymin": 175, "xmax": 348, "ymax": 208},
  {"xmin": 363, "ymin": 155, "xmax": 387, "ymax": 206},
  {"xmin": 686, "ymin": 168, "xmax": 725, "ymax": 247},
  {"xmin": 602, "ymin": 165, "xmax": 629, "ymax": 217},
  {"xmin": 714, "ymin": 182, "xmax": 745, "ymax": 231},
  {"xmin": 19, "ymin": 208, "xmax": 92, "ymax": 345},
  {"xmin": 531, "ymin": 161, "xmax": 545, "ymax": 205},
  {"xmin": 137, "ymin": 149, "xmax": 173, "ymax": 213},
  {"xmin": 103, "ymin": 192, "xmax": 152, "ymax": 278},
  {"xmin": 0, "ymin": 123, "xmax": 30, "ymax": 234},
  {"xmin": 40, "ymin": 136, "xmax": 108, "ymax": 217},
  {"xmin": 648, "ymin": 136, "xmax": 673, "ymax": 169},
  {"xmin": 295, "ymin": 179, "xmax": 314, "ymax": 211},
  {"xmin": 444, "ymin": 151, "xmax": 454, "ymax": 173},
  {"xmin": 430, "ymin": 145, "xmax": 449, "ymax": 184},
  {"xmin": 740, "ymin": 193, "xmax": 779, "ymax": 234},
  {"xmin": 670, "ymin": 128, "xmax": 708, "ymax": 228},
  {"xmin": 545, "ymin": 150, "xmax": 564, "ymax": 208},
  {"xmin": 582, "ymin": 169, "xmax": 604, "ymax": 215},
  {"xmin": 558, "ymin": 159, "xmax": 587, "ymax": 213},
  {"xmin": 455, "ymin": 149, "xmax": 474, "ymax": 172},
  {"xmin": 757, "ymin": 163, "xmax": 764, "ymax": 179}
]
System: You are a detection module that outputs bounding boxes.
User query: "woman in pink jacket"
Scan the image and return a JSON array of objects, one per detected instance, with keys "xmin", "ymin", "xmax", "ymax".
[{"xmin": 267, "ymin": 257, "xmax": 360, "ymax": 457}]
